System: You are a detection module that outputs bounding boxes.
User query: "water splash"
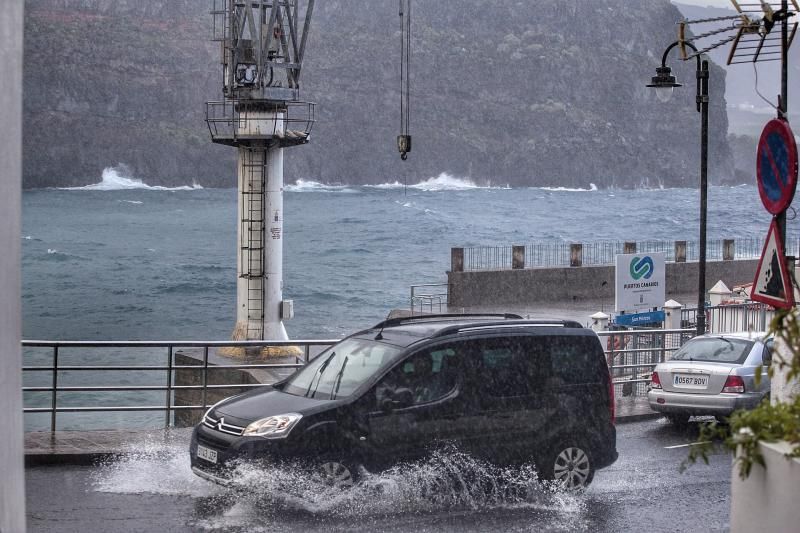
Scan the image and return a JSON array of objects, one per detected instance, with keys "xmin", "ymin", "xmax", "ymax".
[
  {"xmin": 92, "ymin": 435, "xmax": 221, "ymax": 498},
  {"xmin": 90, "ymin": 438, "xmax": 588, "ymax": 530}
]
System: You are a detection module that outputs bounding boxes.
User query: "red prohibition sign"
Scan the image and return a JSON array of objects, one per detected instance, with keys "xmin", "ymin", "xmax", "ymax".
[{"xmin": 756, "ymin": 118, "xmax": 798, "ymax": 215}]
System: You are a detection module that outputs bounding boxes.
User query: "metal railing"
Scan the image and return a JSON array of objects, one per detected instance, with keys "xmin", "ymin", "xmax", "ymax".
[
  {"xmin": 22, "ymin": 339, "xmax": 336, "ymax": 432},
  {"xmin": 681, "ymin": 302, "xmax": 774, "ymax": 334},
  {"xmin": 410, "ymin": 283, "xmax": 450, "ymax": 314},
  {"xmin": 23, "ymin": 328, "xmax": 696, "ymax": 432},
  {"xmin": 205, "ymin": 100, "xmax": 315, "ymax": 145},
  {"xmin": 598, "ymin": 328, "xmax": 696, "ymax": 397},
  {"xmin": 460, "ymin": 237, "xmax": 799, "ymax": 270}
]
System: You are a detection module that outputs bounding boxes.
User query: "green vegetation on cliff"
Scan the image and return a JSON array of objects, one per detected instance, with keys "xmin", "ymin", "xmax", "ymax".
[{"xmin": 24, "ymin": 0, "xmax": 734, "ymax": 188}]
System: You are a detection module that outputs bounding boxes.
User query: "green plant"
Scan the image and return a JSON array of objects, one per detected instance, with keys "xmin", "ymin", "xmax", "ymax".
[{"xmin": 685, "ymin": 309, "xmax": 800, "ymax": 479}]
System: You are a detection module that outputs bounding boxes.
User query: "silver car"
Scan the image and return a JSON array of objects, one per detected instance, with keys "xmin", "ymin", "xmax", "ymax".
[{"xmin": 647, "ymin": 332, "xmax": 772, "ymax": 424}]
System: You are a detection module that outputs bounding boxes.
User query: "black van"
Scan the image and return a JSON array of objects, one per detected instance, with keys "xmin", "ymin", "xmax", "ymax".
[{"xmin": 190, "ymin": 314, "xmax": 618, "ymax": 490}]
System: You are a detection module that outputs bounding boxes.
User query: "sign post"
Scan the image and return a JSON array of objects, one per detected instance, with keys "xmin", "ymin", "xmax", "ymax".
[{"xmin": 752, "ymin": 118, "xmax": 798, "ymax": 309}]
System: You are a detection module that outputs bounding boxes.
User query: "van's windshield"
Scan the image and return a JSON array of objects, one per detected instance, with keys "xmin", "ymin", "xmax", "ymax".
[{"xmin": 283, "ymin": 338, "xmax": 401, "ymax": 399}]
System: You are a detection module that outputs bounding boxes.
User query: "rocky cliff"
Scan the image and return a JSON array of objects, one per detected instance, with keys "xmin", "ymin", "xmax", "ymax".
[{"xmin": 23, "ymin": 0, "xmax": 734, "ymax": 188}]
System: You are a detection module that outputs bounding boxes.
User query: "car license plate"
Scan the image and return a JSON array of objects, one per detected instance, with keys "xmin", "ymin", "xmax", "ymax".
[
  {"xmin": 197, "ymin": 445, "xmax": 218, "ymax": 464},
  {"xmin": 673, "ymin": 374, "xmax": 708, "ymax": 388}
]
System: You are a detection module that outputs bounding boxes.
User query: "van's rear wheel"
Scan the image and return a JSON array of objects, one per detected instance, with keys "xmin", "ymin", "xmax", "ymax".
[
  {"xmin": 315, "ymin": 460, "xmax": 357, "ymax": 490},
  {"xmin": 544, "ymin": 444, "xmax": 594, "ymax": 490}
]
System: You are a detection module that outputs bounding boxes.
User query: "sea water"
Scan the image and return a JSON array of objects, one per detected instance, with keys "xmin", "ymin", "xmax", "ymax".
[
  {"xmin": 23, "ymin": 169, "xmax": 780, "ymax": 341},
  {"xmin": 20, "ymin": 168, "xmax": 785, "ymax": 430}
]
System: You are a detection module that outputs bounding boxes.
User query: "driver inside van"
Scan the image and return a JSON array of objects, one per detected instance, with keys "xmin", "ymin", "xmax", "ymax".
[{"xmin": 376, "ymin": 351, "xmax": 456, "ymax": 407}]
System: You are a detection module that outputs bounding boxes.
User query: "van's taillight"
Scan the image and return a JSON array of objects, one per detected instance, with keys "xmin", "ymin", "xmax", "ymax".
[
  {"xmin": 650, "ymin": 372, "xmax": 662, "ymax": 389},
  {"xmin": 722, "ymin": 375, "xmax": 745, "ymax": 393},
  {"xmin": 607, "ymin": 371, "xmax": 616, "ymax": 425}
]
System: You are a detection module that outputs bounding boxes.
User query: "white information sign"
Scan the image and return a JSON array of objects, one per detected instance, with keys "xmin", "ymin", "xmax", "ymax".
[{"xmin": 615, "ymin": 252, "xmax": 666, "ymax": 313}]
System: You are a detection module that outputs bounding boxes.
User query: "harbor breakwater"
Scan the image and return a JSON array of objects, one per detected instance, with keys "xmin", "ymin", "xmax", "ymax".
[{"xmin": 447, "ymin": 259, "xmax": 758, "ymax": 307}]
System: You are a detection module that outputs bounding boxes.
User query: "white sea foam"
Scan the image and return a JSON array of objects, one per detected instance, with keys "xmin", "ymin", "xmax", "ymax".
[
  {"xmin": 409, "ymin": 173, "xmax": 482, "ymax": 191},
  {"xmin": 61, "ymin": 165, "xmax": 203, "ymax": 191},
  {"xmin": 534, "ymin": 183, "xmax": 598, "ymax": 192},
  {"xmin": 285, "ymin": 179, "xmax": 358, "ymax": 193}
]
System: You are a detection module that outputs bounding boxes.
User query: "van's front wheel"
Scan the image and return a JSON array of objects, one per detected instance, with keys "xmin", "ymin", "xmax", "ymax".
[
  {"xmin": 315, "ymin": 460, "xmax": 357, "ymax": 490},
  {"xmin": 543, "ymin": 444, "xmax": 594, "ymax": 490}
]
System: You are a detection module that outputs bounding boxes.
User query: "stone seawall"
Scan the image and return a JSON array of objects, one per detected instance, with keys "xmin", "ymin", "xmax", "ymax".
[{"xmin": 447, "ymin": 259, "xmax": 758, "ymax": 307}]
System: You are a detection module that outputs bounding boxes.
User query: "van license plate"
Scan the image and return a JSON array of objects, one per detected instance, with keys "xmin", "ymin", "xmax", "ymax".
[
  {"xmin": 197, "ymin": 445, "xmax": 218, "ymax": 464},
  {"xmin": 673, "ymin": 374, "xmax": 708, "ymax": 388}
]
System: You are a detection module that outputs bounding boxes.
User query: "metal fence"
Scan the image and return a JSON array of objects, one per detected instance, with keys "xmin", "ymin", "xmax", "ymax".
[
  {"xmin": 598, "ymin": 328, "xmax": 696, "ymax": 397},
  {"xmin": 205, "ymin": 100, "xmax": 315, "ymax": 145},
  {"xmin": 681, "ymin": 302, "xmax": 774, "ymax": 334},
  {"xmin": 22, "ymin": 339, "xmax": 336, "ymax": 432},
  {"xmin": 410, "ymin": 283, "xmax": 449, "ymax": 314},
  {"xmin": 23, "ymin": 327, "xmax": 697, "ymax": 433},
  {"xmin": 461, "ymin": 237, "xmax": 799, "ymax": 270}
]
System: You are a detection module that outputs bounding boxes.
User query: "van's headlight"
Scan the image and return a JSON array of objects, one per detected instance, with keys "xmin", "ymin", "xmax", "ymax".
[{"xmin": 243, "ymin": 413, "xmax": 302, "ymax": 438}]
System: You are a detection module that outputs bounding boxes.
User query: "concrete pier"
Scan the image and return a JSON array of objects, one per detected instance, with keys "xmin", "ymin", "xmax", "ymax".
[{"xmin": 448, "ymin": 259, "xmax": 758, "ymax": 308}]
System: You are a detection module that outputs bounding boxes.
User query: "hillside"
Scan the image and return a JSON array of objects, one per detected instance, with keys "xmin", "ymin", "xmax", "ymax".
[{"xmin": 24, "ymin": 0, "xmax": 735, "ymax": 188}]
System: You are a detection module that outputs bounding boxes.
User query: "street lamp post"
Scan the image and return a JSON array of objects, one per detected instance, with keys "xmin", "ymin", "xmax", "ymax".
[{"xmin": 647, "ymin": 41, "xmax": 709, "ymax": 337}]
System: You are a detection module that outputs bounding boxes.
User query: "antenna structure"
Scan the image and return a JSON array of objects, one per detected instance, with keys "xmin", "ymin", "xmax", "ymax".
[{"xmin": 674, "ymin": 1, "xmax": 797, "ymax": 64}]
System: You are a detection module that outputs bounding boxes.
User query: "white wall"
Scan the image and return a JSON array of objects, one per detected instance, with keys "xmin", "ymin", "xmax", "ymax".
[
  {"xmin": 0, "ymin": 1, "xmax": 26, "ymax": 531},
  {"xmin": 731, "ymin": 441, "xmax": 800, "ymax": 532}
]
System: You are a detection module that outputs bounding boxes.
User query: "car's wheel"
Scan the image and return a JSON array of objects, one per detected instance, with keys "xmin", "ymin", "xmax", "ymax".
[
  {"xmin": 665, "ymin": 414, "xmax": 690, "ymax": 426},
  {"xmin": 543, "ymin": 444, "xmax": 594, "ymax": 490},
  {"xmin": 314, "ymin": 460, "xmax": 358, "ymax": 490}
]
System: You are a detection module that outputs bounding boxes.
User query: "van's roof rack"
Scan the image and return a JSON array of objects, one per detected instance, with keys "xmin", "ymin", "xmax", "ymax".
[
  {"xmin": 431, "ymin": 319, "xmax": 585, "ymax": 338},
  {"xmin": 371, "ymin": 313, "xmax": 524, "ymax": 330}
]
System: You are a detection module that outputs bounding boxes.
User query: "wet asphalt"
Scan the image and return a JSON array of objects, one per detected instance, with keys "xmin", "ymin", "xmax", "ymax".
[{"xmin": 25, "ymin": 418, "xmax": 731, "ymax": 532}]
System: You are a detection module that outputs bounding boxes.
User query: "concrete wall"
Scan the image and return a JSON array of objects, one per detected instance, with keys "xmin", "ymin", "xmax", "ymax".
[
  {"xmin": 448, "ymin": 259, "xmax": 758, "ymax": 307},
  {"xmin": 731, "ymin": 440, "xmax": 800, "ymax": 532},
  {"xmin": 0, "ymin": 2, "xmax": 26, "ymax": 531}
]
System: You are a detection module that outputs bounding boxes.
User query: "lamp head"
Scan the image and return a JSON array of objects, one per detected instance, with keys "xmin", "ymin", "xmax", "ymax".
[{"xmin": 646, "ymin": 66, "xmax": 682, "ymax": 103}]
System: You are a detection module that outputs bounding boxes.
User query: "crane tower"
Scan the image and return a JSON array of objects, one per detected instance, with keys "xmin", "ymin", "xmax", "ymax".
[{"xmin": 206, "ymin": 0, "xmax": 315, "ymax": 347}]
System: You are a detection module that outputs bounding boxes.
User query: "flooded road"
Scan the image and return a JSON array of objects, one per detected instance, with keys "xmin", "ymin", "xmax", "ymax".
[{"xmin": 26, "ymin": 419, "xmax": 730, "ymax": 532}]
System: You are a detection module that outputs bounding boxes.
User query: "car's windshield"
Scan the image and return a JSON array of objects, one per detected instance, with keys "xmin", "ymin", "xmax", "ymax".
[
  {"xmin": 283, "ymin": 338, "xmax": 401, "ymax": 399},
  {"xmin": 671, "ymin": 337, "xmax": 755, "ymax": 364}
]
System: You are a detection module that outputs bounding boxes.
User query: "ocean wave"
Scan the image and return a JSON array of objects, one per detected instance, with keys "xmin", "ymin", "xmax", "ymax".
[
  {"xmin": 370, "ymin": 173, "xmax": 508, "ymax": 191},
  {"xmin": 533, "ymin": 183, "xmax": 598, "ymax": 192},
  {"xmin": 60, "ymin": 165, "xmax": 203, "ymax": 191},
  {"xmin": 285, "ymin": 179, "xmax": 359, "ymax": 193},
  {"xmin": 43, "ymin": 249, "xmax": 88, "ymax": 262}
]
